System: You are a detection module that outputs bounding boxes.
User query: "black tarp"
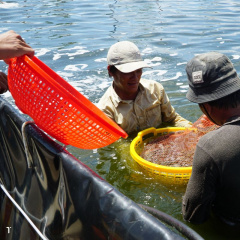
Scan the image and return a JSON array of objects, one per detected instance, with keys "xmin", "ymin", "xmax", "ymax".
[{"xmin": 0, "ymin": 96, "xmax": 185, "ymax": 240}]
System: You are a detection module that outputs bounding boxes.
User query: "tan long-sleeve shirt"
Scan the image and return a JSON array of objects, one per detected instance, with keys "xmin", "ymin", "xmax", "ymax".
[{"xmin": 98, "ymin": 78, "xmax": 192, "ymax": 134}]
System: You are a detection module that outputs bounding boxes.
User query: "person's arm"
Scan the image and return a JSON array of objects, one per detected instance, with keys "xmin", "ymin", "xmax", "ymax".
[
  {"xmin": 0, "ymin": 30, "xmax": 34, "ymax": 94},
  {"xmin": 97, "ymin": 91, "xmax": 115, "ymax": 120},
  {"xmin": 173, "ymin": 113, "xmax": 192, "ymax": 127},
  {"xmin": 0, "ymin": 30, "xmax": 34, "ymax": 62},
  {"xmin": 182, "ymin": 144, "xmax": 218, "ymax": 224},
  {"xmin": 160, "ymin": 88, "xmax": 192, "ymax": 127},
  {"xmin": 0, "ymin": 72, "xmax": 8, "ymax": 93}
]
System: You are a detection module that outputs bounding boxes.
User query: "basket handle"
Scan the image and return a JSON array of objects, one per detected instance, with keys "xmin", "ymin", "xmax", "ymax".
[{"xmin": 137, "ymin": 127, "xmax": 157, "ymax": 141}]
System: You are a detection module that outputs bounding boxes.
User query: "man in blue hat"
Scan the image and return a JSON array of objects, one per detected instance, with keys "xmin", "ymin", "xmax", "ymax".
[{"xmin": 182, "ymin": 52, "xmax": 240, "ymax": 226}]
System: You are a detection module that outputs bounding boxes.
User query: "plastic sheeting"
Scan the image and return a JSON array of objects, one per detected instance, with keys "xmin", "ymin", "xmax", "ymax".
[{"xmin": 0, "ymin": 97, "xmax": 185, "ymax": 240}]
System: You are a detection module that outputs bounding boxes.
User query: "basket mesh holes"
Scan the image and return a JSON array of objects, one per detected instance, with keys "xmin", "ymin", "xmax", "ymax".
[
  {"xmin": 105, "ymin": 131, "xmax": 111, "ymax": 136},
  {"xmin": 8, "ymin": 57, "xmax": 123, "ymax": 148}
]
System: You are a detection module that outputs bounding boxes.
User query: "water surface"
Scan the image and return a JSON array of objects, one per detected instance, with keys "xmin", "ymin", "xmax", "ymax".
[{"xmin": 1, "ymin": 1, "xmax": 240, "ymax": 239}]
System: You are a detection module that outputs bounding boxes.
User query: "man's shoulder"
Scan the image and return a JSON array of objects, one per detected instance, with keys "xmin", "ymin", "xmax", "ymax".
[
  {"xmin": 140, "ymin": 78, "xmax": 161, "ymax": 85},
  {"xmin": 97, "ymin": 86, "xmax": 114, "ymax": 108},
  {"xmin": 140, "ymin": 78, "xmax": 164, "ymax": 90},
  {"xmin": 197, "ymin": 124, "xmax": 240, "ymax": 153},
  {"xmin": 198, "ymin": 125, "xmax": 224, "ymax": 143}
]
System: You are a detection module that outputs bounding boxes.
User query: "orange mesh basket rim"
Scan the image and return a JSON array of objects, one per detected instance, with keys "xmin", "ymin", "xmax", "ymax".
[{"xmin": 17, "ymin": 55, "xmax": 128, "ymax": 139}]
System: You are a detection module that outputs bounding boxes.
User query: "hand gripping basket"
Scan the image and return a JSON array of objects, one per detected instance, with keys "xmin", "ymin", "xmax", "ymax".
[{"xmin": 8, "ymin": 55, "xmax": 128, "ymax": 149}]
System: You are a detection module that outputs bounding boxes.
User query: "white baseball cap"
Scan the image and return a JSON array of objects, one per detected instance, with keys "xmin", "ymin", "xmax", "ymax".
[{"xmin": 107, "ymin": 41, "xmax": 151, "ymax": 73}]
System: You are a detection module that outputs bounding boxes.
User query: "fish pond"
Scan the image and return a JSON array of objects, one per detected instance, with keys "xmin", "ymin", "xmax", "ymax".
[{"xmin": 1, "ymin": 0, "xmax": 240, "ymax": 239}]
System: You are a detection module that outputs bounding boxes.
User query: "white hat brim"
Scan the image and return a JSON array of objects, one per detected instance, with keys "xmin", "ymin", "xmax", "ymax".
[{"xmin": 115, "ymin": 61, "xmax": 151, "ymax": 73}]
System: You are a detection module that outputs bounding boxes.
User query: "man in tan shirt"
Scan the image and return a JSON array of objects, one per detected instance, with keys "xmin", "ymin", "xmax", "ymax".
[{"xmin": 98, "ymin": 41, "xmax": 192, "ymax": 134}]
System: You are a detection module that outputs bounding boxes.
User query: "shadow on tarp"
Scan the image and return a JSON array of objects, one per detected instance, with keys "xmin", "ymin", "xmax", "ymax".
[{"xmin": 0, "ymin": 97, "xmax": 185, "ymax": 240}]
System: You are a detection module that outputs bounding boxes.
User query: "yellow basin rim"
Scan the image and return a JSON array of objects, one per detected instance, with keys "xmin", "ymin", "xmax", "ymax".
[{"xmin": 130, "ymin": 127, "xmax": 194, "ymax": 179}]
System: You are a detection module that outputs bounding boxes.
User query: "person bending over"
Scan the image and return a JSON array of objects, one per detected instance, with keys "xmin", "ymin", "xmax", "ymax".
[{"xmin": 182, "ymin": 52, "xmax": 240, "ymax": 226}]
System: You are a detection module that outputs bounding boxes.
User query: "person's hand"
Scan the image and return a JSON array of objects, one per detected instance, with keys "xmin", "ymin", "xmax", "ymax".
[
  {"xmin": 0, "ymin": 30, "xmax": 34, "ymax": 63},
  {"xmin": 0, "ymin": 72, "xmax": 8, "ymax": 94}
]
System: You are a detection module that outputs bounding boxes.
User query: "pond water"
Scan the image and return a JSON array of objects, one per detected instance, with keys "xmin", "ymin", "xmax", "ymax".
[{"xmin": 1, "ymin": 0, "xmax": 240, "ymax": 239}]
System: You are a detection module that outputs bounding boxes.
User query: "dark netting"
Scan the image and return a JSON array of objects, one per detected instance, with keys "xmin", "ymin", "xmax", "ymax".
[
  {"xmin": 0, "ymin": 96, "xmax": 187, "ymax": 240},
  {"xmin": 141, "ymin": 115, "xmax": 219, "ymax": 167}
]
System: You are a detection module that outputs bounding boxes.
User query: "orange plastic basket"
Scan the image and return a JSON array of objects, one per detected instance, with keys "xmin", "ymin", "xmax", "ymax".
[{"xmin": 8, "ymin": 55, "xmax": 128, "ymax": 149}]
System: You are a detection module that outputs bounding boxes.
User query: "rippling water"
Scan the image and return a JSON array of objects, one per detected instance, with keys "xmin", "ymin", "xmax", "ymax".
[{"xmin": 1, "ymin": 0, "xmax": 240, "ymax": 239}]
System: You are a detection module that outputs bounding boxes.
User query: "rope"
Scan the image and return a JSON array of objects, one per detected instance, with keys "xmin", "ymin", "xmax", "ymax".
[
  {"xmin": 21, "ymin": 121, "xmax": 34, "ymax": 168},
  {"xmin": 0, "ymin": 184, "xmax": 49, "ymax": 240},
  {"xmin": 138, "ymin": 204, "xmax": 204, "ymax": 240}
]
